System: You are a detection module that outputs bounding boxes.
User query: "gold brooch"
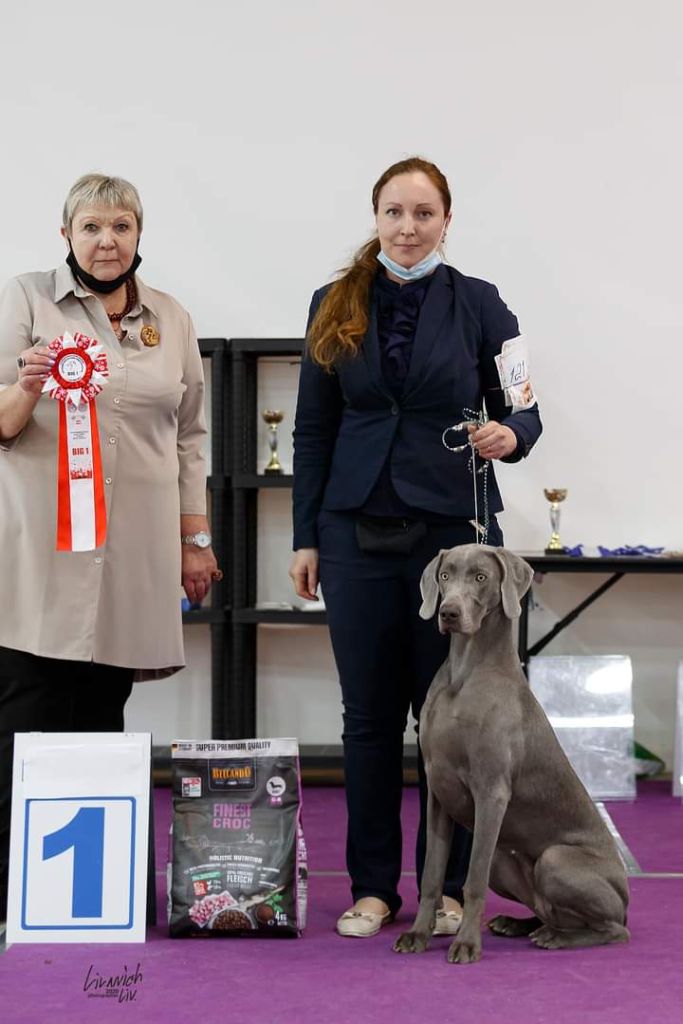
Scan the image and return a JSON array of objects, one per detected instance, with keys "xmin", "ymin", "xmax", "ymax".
[{"xmin": 140, "ymin": 325, "xmax": 160, "ymax": 347}]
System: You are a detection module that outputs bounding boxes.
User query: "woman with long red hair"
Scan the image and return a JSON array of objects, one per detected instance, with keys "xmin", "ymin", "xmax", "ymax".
[{"xmin": 290, "ymin": 157, "xmax": 542, "ymax": 937}]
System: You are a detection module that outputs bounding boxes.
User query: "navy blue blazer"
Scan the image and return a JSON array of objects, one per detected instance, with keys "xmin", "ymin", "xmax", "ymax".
[{"xmin": 292, "ymin": 264, "xmax": 542, "ymax": 549}]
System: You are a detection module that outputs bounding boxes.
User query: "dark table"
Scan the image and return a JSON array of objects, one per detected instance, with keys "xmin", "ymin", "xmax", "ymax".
[{"xmin": 516, "ymin": 553, "xmax": 683, "ymax": 668}]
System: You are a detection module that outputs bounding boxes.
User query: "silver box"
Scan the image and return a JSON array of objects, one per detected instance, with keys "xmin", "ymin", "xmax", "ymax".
[{"xmin": 528, "ymin": 655, "xmax": 635, "ymax": 800}]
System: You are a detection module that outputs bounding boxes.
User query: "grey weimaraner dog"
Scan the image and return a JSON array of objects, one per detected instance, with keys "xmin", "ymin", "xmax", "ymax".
[{"xmin": 394, "ymin": 544, "xmax": 629, "ymax": 964}]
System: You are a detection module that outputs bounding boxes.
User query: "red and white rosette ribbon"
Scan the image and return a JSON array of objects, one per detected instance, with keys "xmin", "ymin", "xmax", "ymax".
[{"xmin": 42, "ymin": 331, "xmax": 109, "ymax": 551}]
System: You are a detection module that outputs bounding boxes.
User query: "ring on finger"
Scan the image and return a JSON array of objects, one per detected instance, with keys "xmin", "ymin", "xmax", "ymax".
[{"xmin": 17, "ymin": 356, "xmax": 26, "ymax": 369}]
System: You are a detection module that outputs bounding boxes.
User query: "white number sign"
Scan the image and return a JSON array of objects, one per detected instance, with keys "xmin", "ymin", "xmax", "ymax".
[{"xmin": 7, "ymin": 733, "xmax": 150, "ymax": 944}]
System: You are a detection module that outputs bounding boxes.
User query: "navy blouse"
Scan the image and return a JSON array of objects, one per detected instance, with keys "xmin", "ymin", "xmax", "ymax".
[{"xmin": 374, "ymin": 272, "xmax": 432, "ymax": 396}]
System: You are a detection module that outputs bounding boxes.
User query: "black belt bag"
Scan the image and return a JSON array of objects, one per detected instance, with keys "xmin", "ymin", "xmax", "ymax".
[{"xmin": 354, "ymin": 515, "xmax": 427, "ymax": 555}]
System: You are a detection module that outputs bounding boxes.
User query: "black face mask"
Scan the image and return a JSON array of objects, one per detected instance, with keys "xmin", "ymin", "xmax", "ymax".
[{"xmin": 65, "ymin": 244, "xmax": 142, "ymax": 295}]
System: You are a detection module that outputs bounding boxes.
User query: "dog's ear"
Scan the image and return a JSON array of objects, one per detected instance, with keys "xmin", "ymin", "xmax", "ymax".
[
  {"xmin": 492, "ymin": 549, "xmax": 534, "ymax": 619},
  {"xmin": 419, "ymin": 550, "xmax": 446, "ymax": 619}
]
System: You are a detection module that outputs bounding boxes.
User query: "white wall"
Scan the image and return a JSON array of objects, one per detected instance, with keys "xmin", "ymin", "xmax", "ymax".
[{"xmin": 1, "ymin": 1, "xmax": 681, "ymax": 761}]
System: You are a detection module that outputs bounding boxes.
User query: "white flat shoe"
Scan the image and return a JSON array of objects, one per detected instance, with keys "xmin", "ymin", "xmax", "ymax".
[
  {"xmin": 336, "ymin": 908, "xmax": 393, "ymax": 938},
  {"xmin": 433, "ymin": 907, "xmax": 463, "ymax": 936}
]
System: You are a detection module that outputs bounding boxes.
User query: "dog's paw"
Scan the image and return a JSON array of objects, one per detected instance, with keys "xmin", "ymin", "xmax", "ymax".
[
  {"xmin": 530, "ymin": 925, "xmax": 564, "ymax": 949},
  {"xmin": 446, "ymin": 937, "xmax": 482, "ymax": 964},
  {"xmin": 530, "ymin": 923, "xmax": 630, "ymax": 950},
  {"xmin": 488, "ymin": 914, "xmax": 540, "ymax": 938},
  {"xmin": 393, "ymin": 931, "xmax": 430, "ymax": 954}
]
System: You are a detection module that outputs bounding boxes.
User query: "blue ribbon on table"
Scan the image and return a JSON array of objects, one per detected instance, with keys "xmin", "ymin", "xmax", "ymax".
[
  {"xmin": 558, "ymin": 544, "xmax": 665, "ymax": 558},
  {"xmin": 597, "ymin": 544, "xmax": 665, "ymax": 557}
]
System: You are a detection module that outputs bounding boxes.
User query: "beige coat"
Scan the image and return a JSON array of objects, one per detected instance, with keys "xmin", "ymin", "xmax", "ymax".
[{"xmin": 0, "ymin": 264, "xmax": 207, "ymax": 679}]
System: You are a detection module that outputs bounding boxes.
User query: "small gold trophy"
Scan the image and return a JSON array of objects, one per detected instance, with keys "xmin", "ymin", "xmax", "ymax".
[
  {"xmin": 262, "ymin": 409, "xmax": 285, "ymax": 475},
  {"xmin": 544, "ymin": 488, "xmax": 568, "ymax": 553}
]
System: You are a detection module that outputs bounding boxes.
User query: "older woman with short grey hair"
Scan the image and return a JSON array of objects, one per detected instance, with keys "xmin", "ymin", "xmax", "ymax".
[{"xmin": 0, "ymin": 173, "xmax": 219, "ymax": 919}]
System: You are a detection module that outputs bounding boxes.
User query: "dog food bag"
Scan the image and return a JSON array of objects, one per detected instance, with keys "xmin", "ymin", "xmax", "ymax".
[{"xmin": 168, "ymin": 738, "xmax": 307, "ymax": 937}]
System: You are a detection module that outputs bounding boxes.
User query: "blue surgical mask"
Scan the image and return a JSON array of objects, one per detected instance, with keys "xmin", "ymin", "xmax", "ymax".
[{"xmin": 377, "ymin": 242, "xmax": 443, "ymax": 283}]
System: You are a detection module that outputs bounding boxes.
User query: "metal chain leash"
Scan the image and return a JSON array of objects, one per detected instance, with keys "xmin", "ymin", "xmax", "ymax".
[{"xmin": 441, "ymin": 408, "xmax": 490, "ymax": 545}]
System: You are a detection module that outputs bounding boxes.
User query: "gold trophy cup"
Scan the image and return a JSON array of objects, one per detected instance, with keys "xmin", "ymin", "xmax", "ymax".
[
  {"xmin": 544, "ymin": 488, "xmax": 568, "ymax": 553},
  {"xmin": 262, "ymin": 409, "xmax": 285, "ymax": 475}
]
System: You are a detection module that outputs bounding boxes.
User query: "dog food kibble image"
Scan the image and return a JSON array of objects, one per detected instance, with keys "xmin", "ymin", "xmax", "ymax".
[{"xmin": 212, "ymin": 910, "xmax": 254, "ymax": 931}]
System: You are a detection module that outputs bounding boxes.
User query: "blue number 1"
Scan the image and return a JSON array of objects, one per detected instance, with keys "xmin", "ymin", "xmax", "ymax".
[{"xmin": 43, "ymin": 807, "xmax": 105, "ymax": 918}]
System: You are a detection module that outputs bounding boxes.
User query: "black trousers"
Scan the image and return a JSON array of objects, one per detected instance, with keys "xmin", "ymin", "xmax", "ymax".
[
  {"xmin": 0, "ymin": 647, "xmax": 134, "ymax": 918},
  {"xmin": 318, "ymin": 509, "xmax": 503, "ymax": 917}
]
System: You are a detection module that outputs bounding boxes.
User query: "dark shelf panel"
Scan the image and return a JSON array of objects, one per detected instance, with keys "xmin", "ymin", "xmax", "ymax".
[
  {"xmin": 198, "ymin": 337, "xmax": 229, "ymax": 354},
  {"xmin": 233, "ymin": 608, "xmax": 328, "ymax": 625},
  {"xmin": 207, "ymin": 474, "xmax": 230, "ymax": 490},
  {"xmin": 233, "ymin": 473, "xmax": 293, "ymax": 489},
  {"xmin": 182, "ymin": 607, "xmax": 227, "ymax": 625},
  {"xmin": 231, "ymin": 338, "xmax": 304, "ymax": 355}
]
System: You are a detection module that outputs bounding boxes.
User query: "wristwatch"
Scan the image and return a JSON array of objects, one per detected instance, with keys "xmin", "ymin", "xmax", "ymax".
[{"xmin": 181, "ymin": 531, "xmax": 212, "ymax": 549}]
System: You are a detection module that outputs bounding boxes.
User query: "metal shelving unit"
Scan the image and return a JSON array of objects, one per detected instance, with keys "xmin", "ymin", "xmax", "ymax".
[{"xmin": 227, "ymin": 338, "xmax": 316, "ymax": 738}]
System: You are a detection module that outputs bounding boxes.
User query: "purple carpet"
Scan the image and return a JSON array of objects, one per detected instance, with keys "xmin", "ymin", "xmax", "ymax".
[
  {"xmin": 605, "ymin": 781, "xmax": 683, "ymax": 872},
  {"xmin": 2, "ymin": 782, "xmax": 682, "ymax": 1024}
]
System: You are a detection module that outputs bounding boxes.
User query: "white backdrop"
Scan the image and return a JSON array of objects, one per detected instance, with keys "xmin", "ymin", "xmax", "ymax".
[{"xmin": 1, "ymin": 1, "xmax": 681, "ymax": 762}]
